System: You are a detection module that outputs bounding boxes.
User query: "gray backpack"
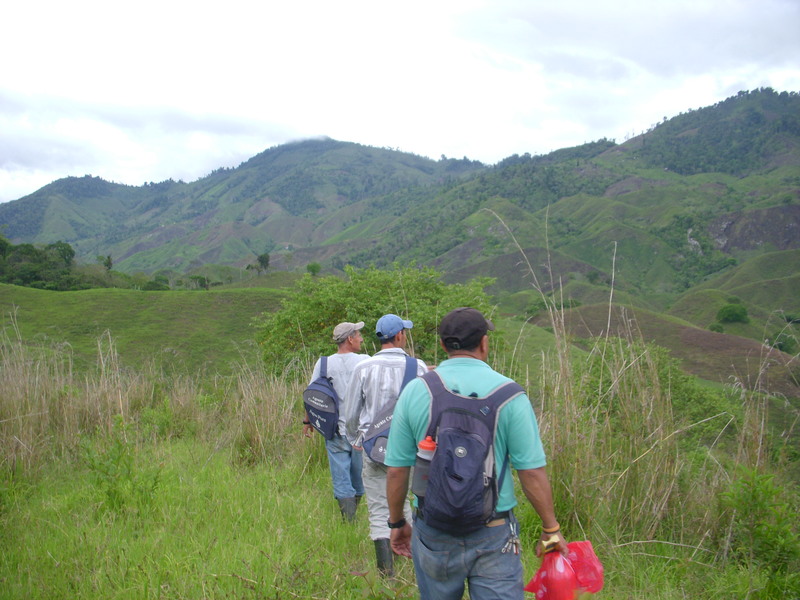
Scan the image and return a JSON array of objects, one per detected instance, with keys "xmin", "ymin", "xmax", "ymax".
[
  {"xmin": 302, "ymin": 357, "xmax": 340, "ymax": 439},
  {"xmin": 417, "ymin": 371, "xmax": 524, "ymax": 534}
]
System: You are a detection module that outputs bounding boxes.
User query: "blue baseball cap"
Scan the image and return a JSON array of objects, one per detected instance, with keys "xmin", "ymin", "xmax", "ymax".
[{"xmin": 375, "ymin": 314, "xmax": 413, "ymax": 341}]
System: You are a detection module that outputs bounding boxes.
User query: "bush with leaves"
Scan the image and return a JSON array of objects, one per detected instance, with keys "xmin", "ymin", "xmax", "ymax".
[
  {"xmin": 720, "ymin": 467, "xmax": 800, "ymax": 596},
  {"xmin": 717, "ymin": 303, "xmax": 749, "ymax": 324},
  {"xmin": 255, "ymin": 264, "xmax": 495, "ymax": 377}
]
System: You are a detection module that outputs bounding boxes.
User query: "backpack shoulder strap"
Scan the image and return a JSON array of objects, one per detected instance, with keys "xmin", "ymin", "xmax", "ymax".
[
  {"xmin": 319, "ymin": 355, "xmax": 328, "ymax": 378},
  {"xmin": 484, "ymin": 380, "xmax": 525, "ymax": 504},
  {"xmin": 420, "ymin": 371, "xmax": 525, "ymax": 436},
  {"xmin": 485, "ymin": 381, "xmax": 525, "ymax": 405},
  {"xmin": 421, "ymin": 370, "xmax": 524, "ymax": 403},
  {"xmin": 399, "ymin": 354, "xmax": 418, "ymax": 392},
  {"xmin": 420, "ymin": 371, "xmax": 457, "ymax": 437},
  {"xmin": 419, "ymin": 370, "xmax": 446, "ymax": 404}
]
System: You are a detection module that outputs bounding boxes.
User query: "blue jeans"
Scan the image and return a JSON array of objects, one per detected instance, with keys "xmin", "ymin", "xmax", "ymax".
[
  {"xmin": 325, "ymin": 434, "xmax": 364, "ymax": 499},
  {"xmin": 412, "ymin": 513, "xmax": 524, "ymax": 600}
]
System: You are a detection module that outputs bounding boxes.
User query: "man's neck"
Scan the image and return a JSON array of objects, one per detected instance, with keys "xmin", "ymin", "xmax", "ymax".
[{"xmin": 380, "ymin": 343, "xmax": 404, "ymax": 351}]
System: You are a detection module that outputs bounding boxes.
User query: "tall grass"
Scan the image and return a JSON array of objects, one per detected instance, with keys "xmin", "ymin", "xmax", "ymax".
[
  {"xmin": 2, "ymin": 264, "xmax": 799, "ymax": 597},
  {"xmin": 0, "ymin": 318, "xmax": 303, "ymax": 475},
  {"xmin": 493, "ymin": 208, "xmax": 799, "ymax": 597}
]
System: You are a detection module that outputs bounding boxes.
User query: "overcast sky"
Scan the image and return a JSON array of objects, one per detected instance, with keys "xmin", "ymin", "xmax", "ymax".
[{"xmin": 1, "ymin": 0, "xmax": 799, "ymax": 203}]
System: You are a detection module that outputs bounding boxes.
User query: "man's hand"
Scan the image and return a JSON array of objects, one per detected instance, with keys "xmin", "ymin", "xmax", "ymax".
[
  {"xmin": 386, "ymin": 466, "xmax": 412, "ymax": 557},
  {"xmin": 517, "ymin": 467, "xmax": 569, "ymax": 557},
  {"xmin": 302, "ymin": 423, "xmax": 314, "ymax": 438},
  {"xmin": 535, "ymin": 530, "xmax": 568, "ymax": 558},
  {"xmin": 390, "ymin": 522, "xmax": 412, "ymax": 557}
]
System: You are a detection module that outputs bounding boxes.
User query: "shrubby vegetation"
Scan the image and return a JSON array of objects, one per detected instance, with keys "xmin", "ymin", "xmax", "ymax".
[
  {"xmin": 255, "ymin": 264, "xmax": 494, "ymax": 376},
  {"xmin": 0, "ymin": 234, "xmax": 261, "ymax": 292},
  {"xmin": 0, "ymin": 235, "xmax": 85, "ymax": 290},
  {"xmin": 1, "ymin": 259, "xmax": 799, "ymax": 597},
  {"xmin": 653, "ymin": 215, "xmax": 738, "ymax": 289},
  {"xmin": 637, "ymin": 88, "xmax": 800, "ymax": 175},
  {"xmin": 717, "ymin": 303, "xmax": 750, "ymax": 323}
]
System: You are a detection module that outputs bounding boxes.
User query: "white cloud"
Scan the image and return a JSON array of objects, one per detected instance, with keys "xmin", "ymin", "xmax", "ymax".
[{"xmin": 1, "ymin": 0, "xmax": 798, "ymax": 202}]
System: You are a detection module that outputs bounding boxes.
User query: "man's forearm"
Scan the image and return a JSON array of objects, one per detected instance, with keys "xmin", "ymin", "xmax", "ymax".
[
  {"xmin": 518, "ymin": 467, "xmax": 559, "ymax": 529},
  {"xmin": 386, "ymin": 466, "xmax": 411, "ymax": 521}
]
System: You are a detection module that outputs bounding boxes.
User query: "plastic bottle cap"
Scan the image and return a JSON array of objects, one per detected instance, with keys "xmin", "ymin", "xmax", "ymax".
[{"xmin": 419, "ymin": 435, "xmax": 437, "ymax": 451}]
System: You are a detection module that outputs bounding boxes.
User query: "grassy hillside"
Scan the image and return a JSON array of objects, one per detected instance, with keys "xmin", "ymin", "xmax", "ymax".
[
  {"xmin": 3, "ymin": 279, "xmax": 798, "ymax": 598},
  {"xmin": 0, "ymin": 139, "xmax": 485, "ymax": 274},
  {"xmin": 0, "ymin": 89, "xmax": 798, "ymax": 364},
  {"xmin": 534, "ymin": 302, "xmax": 800, "ymax": 399},
  {"xmin": 2, "ymin": 91, "xmax": 797, "ymax": 305},
  {"xmin": 667, "ymin": 249, "xmax": 800, "ymax": 342},
  {"xmin": 0, "ymin": 283, "xmax": 289, "ymax": 374}
]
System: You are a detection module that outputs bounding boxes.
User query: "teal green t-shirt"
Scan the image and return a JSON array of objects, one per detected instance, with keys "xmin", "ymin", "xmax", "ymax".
[{"xmin": 384, "ymin": 357, "xmax": 547, "ymax": 512}]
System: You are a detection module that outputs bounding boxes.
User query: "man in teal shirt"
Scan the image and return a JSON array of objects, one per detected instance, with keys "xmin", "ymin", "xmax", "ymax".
[{"xmin": 385, "ymin": 307, "xmax": 567, "ymax": 600}]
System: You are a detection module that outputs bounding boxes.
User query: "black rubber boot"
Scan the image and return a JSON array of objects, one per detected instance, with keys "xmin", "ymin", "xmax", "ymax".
[
  {"xmin": 337, "ymin": 497, "xmax": 358, "ymax": 522},
  {"xmin": 374, "ymin": 538, "xmax": 394, "ymax": 577}
]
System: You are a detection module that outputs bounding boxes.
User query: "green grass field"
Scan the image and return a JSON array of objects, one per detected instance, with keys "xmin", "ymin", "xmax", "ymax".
[
  {"xmin": 0, "ymin": 282, "xmax": 289, "ymax": 375},
  {"xmin": 1, "ymin": 279, "xmax": 798, "ymax": 599}
]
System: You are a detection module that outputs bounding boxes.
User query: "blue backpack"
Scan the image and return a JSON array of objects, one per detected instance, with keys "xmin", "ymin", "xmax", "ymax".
[
  {"xmin": 417, "ymin": 371, "xmax": 524, "ymax": 534},
  {"xmin": 361, "ymin": 355, "xmax": 418, "ymax": 464},
  {"xmin": 302, "ymin": 356, "xmax": 340, "ymax": 440}
]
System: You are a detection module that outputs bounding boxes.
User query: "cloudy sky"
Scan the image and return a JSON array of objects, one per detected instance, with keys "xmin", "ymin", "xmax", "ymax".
[{"xmin": 2, "ymin": 0, "xmax": 799, "ymax": 203}]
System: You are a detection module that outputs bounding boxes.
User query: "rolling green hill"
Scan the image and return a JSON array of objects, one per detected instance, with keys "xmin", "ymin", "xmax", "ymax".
[
  {"xmin": 1, "ymin": 88, "xmax": 798, "ymax": 374},
  {"xmin": 0, "ymin": 282, "xmax": 289, "ymax": 374},
  {"xmin": 0, "ymin": 139, "xmax": 485, "ymax": 274},
  {"xmin": 532, "ymin": 301, "xmax": 800, "ymax": 399}
]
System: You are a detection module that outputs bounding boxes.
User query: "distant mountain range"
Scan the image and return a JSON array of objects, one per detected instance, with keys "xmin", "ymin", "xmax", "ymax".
[{"xmin": 1, "ymin": 88, "xmax": 799, "ymax": 382}]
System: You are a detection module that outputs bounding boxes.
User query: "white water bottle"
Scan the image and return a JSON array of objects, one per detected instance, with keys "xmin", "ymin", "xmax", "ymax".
[{"xmin": 411, "ymin": 436, "xmax": 437, "ymax": 497}]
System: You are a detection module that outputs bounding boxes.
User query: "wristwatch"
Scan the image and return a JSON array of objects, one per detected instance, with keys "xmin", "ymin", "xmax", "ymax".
[{"xmin": 387, "ymin": 517, "xmax": 407, "ymax": 529}]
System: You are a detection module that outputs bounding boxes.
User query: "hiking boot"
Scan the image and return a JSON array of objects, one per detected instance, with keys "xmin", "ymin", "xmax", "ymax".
[
  {"xmin": 337, "ymin": 497, "xmax": 358, "ymax": 522},
  {"xmin": 374, "ymin": 538, "xmax": 394, "ymax": 577}
]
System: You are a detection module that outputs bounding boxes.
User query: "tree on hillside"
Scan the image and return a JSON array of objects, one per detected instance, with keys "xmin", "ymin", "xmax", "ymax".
[
  {"xmin": 247, "ymin": 252, "xmax": 270, "ymax": 275},
  {"xmin": 189, "ymin": 275, "xmax": 210, "ymax": 290},
  {"xmin": 306, "ymin": 262, "xmax": 321, "ymax": 276},
  {"xmin": 0, "ymin": 238, "xmax": 84, "ymax": 290},
  {"xmin": 46, "ymin": 241, "xmax": 75, "ymax": 267},
  {"xmin": 717, "ymin": 303, "xmax": 749, "ymax": 324},
  {"xmin": 255, "ymin": 264, "xmax": 495, "ymax": 376}
]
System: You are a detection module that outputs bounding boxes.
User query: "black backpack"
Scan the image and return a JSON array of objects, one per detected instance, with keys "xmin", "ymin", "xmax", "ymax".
[
  {"xmin": 417, "ymin": 370, "xmax": 524, "ymax": 534},
  {"xmin": 361, "ymin": 355, "xmax": 418, "ymax": 464},
  {"xmin": 302, "ymin": 356, "xmax": 341, "ymax": 440}
]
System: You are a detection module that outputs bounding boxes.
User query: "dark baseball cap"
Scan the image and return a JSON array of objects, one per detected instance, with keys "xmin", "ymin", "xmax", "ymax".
[{"xmin": 439, "ymin": 307, "xmax": 494, "ymax": 350}]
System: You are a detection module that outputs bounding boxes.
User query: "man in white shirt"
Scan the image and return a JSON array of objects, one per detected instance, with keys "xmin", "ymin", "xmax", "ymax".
[
  {"xmin": 303, "ymin": 321, "xmax": 369, "ymax": 521},
  {"xmin": 344, "ymin": 314, "xmax": 428, "ymax": 576}
]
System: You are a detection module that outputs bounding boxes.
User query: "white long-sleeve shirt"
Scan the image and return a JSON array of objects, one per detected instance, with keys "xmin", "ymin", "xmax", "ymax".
[{"xmin": 343, "ymin": 347, "xmax": 427, "ymax": 446}]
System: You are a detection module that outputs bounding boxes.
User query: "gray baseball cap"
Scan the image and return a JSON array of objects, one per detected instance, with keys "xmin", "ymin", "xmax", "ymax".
[{"xmin": 333, "ymin": 321, "xmax": 365, "ymax": 343}]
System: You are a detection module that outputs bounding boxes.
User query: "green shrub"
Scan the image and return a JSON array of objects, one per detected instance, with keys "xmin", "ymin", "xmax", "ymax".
[
  {"xmin": 717, "ymin": 303, "xmax": 749, "ymax": 323},
  {"xmin": 255, "ymin": 264, "xmax": 494, "ymax": 376},
  {"xmin": 768, "ymin": 330, "xmax": 797, "ymax": 354},
  {"xmin": 720, "ymin": 467, "xmax": 800, "ymax": 597},
  {"xmin": 80, "ymin": 418, "xmax": 161, "ymax": 514}
]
